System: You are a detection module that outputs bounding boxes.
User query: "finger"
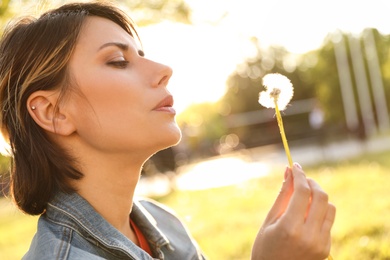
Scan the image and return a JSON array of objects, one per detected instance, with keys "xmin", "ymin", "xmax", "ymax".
[
  {"xmin": 321, "ymin": 203, "xmax": 336, "ymax": 235},
  {"xmin": 321, "ymin": 203, "xmax": 336, "ymax": 257},
  {"xmin": 305, "ymin": 178, "xmax": 329, "ymax": 230},
  {"xmin": 264, "ymin": 167, "xmax": 294, "ymax": 224},
  {"xmin": 283, "ymin": 163, "xmax": 311, "ymax": 223}
]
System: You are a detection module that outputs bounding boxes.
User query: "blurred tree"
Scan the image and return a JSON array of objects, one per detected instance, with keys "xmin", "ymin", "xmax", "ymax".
[
  {"xmin": 305, "ymin": 36, "xmax": 344, "ymax": 126},
  {"xmin": 176, "ymin": 28, "xmax": 390, "ymax": 159},
  {"xmin": 0, "ymin": 0, "xmax": 191, "ymax": 26},
  {"xmin": 220, "ymin": 38, "xmax": 320, "ymax": 147},
  {"xmin": 373, "ymin": 29, "xmax": 390, "ymax": 116},
  {"xmin": 114, "ymin": 0, "xmax": 191, "ymax": 26},
  {"xmin": 308, "ymin": 29, "xmax": 390, "ymax": 138},
  {"xmin": 0, "ymin": 0, "xmax": 10, "ymax": 16},
  {"xmin": 177, "ymin": 102, "xmax": 226, "ymax": 158},
  {"xmin": 224, "ymin": 44, "xmax": 318, "ymax": 115},
  {"xmin": 217, "ymin": 29, "xmax": 390, "ymax": 149}
]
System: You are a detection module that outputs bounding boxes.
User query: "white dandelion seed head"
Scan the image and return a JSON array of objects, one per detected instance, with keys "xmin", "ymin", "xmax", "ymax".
[{"xmin": 258, "ymin": 73, "xmax": 294, "ymax": 110}]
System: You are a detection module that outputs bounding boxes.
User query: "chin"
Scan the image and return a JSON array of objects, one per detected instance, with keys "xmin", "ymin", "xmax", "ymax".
[
  {"xmin": 166, "ymin": 124, "xmax": 182, "ymax": 147},
  {"xmin": 154, "ymin": 123, "xmax": 182, "ymax": 151}
]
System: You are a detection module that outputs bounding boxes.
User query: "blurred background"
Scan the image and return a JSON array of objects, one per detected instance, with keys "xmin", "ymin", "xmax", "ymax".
[{"xmin": 1, "ymin": 0, "xmax": 390, "ymax": 259}]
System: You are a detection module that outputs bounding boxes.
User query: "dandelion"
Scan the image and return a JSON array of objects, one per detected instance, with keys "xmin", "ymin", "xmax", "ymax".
[
  {"xmin": 258, "ymin": 73, "xmax": 333, "ymax": 260},
  {"xmin": 259, "ymin": 73, "xmax": 294, "ymax": 110},
  {"xmin": 258, "ymin": 73, "xmax": 294, "ymax": 167}
]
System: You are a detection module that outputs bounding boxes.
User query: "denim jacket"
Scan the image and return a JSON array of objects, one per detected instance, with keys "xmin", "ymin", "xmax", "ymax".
[{"xmin": 23, "ymin": 192, "xmax": 206, "ymax": 260}]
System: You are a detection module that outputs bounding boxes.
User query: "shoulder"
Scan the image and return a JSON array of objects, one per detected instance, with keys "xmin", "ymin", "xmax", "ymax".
[
  {"xmin": 136, "ymin": 197, "xmax": 178, "ymax": 217},
  {"xmin": 23, "ymin": 215, "xmax": 73, "ymax": 259},
  {"xmin": 135, "ymin": 197, "xmax": 207, "ymax": 259},
  {"xmin": 135, "ymin": 197, "xmax": 187, "ymax": 229},
  {"xmin": 23, "ymin": 215, "xmax": 108, "ymax": 260}
]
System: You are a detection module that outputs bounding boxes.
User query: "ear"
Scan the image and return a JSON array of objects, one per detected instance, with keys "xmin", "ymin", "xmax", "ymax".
[{"xmin": 27, "ymin": 90, "xmax": 76, "ymax": 136}]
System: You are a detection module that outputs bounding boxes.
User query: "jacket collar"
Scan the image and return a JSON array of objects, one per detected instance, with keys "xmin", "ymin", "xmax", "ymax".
[{"xmin": 46, "ymin": 192, "xmax": 170, "ymax": 259}]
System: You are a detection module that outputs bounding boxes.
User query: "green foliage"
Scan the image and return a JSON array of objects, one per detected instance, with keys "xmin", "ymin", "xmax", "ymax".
[
  {"xmin": 220, "ymin": 41, "xmax": 327, "ymax": 147},
  {"xmin": 377, "ymin": 31, "xmax": 390, "ymax": 107},
  {"xmin": 208, "ymin": 28, "xmax": 390, "ymax": 150},
  {"xmin": 0, "ymin": 0, "xmax": 191, "ymax": 29},
  {"xmin": 0, "ymin": 0, "xmax": 10, "ymax": 16},
  {"xmin": 305, "ymin": 38, "xmax": 344, "ymax": 124},
  {"xmin": 177, "ymin": 102, "xmax": 226, "ymax": 157},
  {"xmin": 113, "ymin": 0, "xmax": 191, "ymax": 26},
  {"xmin": 224, "ymin": 43, "xmax": 296, "ymax": 115},
  {"xmin": 224, "ymin": 73, "xmax": 262, "ymax": 114}
]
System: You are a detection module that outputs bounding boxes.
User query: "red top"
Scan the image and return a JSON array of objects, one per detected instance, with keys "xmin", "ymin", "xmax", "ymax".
[{"xmin": 130, "ymin": 219, "xmax": 153, "ymax": 256}]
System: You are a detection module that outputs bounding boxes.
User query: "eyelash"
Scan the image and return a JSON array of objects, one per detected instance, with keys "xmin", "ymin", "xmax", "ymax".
[{"xmin": 107, "ymin": 60, "xmax": 129, "ymax": 69}]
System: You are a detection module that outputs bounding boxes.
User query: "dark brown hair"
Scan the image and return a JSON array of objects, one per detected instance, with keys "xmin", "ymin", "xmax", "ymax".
[{"xmin": 0, "ymin": 1, "xmax": 138, "ymax": 215}]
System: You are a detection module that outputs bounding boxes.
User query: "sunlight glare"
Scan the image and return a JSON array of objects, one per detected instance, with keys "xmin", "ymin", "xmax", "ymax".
[{"xmin": 175, "ymin": 157, "xmax": 269, "ymax": 190}]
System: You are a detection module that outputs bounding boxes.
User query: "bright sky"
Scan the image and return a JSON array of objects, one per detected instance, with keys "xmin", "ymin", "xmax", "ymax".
[{"xmin": 139, "ymin": 0, "xmax": 390, "ymax": 114}]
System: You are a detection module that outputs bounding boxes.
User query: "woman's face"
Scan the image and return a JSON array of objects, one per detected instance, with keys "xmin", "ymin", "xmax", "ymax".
[{"xmin": 65, "ymin": 16, "xmax": 181, "ymax": 156}]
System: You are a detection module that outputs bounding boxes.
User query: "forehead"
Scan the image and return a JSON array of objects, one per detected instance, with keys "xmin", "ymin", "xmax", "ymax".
[{"xmin": 76, "ymin": 16, "xmax": 137, "ymax": 51}]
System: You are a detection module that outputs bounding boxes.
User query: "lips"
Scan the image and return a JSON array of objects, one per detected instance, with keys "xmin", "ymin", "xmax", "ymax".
[{"xmin": 153, "ymin": 95, "xmax": 176, "ymax": 114}]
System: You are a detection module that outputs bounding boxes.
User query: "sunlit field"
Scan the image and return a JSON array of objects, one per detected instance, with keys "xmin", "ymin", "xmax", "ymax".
[
  {"xmin": 159, "ymin": 150, "xmax": 390, "ymax": 260},
  {"xmin": 1, "ymin": 150, "xmax": 390, "ymax": 259}
]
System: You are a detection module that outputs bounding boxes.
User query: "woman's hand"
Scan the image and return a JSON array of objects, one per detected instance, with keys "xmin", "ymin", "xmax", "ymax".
[{"xmin": 251, "ymin": 163, "xmax": 336, "ymax": 260}]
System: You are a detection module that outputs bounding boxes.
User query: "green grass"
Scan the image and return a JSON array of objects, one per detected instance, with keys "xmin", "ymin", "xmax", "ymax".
[
  {"xmin": 1, "ymin": 150, "xmax": 390, "ymax": 259},
  {"xmin": 0, "ymin": 198, "xmax": 37, "ymax": 260},
  {"xmin": 158, "ymin": 151, "xmax": 390, "ymax": 259}
]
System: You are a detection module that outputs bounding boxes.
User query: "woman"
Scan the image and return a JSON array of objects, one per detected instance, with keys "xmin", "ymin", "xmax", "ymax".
[{"xmin": 0, "ymin": 1, "xmax": 335, "ymax": 259}]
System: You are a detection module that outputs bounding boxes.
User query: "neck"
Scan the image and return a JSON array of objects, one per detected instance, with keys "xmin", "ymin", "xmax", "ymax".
[{"xmin": 71, "ymin": 151, "xmax": 147, "ymax": 241}]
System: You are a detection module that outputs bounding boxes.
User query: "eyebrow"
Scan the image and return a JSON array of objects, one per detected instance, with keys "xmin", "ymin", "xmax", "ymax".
[
  {"xmin": 98, "ymin": 42, "xmax": 145, "ymax": 57},
  {"xmin": 98, "ymin": 42, "xmax": 129, "ymax": 51}
]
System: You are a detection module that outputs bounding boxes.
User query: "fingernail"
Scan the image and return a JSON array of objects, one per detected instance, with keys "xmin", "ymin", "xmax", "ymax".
[{"xmin": 294, "ymin": 162, "xmax": 302, "ymax": 169}]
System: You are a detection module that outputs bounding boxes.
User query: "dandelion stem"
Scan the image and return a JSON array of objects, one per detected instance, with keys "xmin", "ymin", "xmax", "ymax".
[{"xmin": 273, "ymin": 99, "xmax": 293, "ymax": 168}]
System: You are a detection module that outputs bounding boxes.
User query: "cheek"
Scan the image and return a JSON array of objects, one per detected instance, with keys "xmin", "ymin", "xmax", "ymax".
[
  {"xmin": 76, "ymin": 71, "xmax": 144, "ymax": 120},
  {"xmin": 68, "ymin": 92, "xmax": 146, "ymax": 142},
  {"xmin": 76, "ymin": 97, "xmax": 143, "ymax": 134}
]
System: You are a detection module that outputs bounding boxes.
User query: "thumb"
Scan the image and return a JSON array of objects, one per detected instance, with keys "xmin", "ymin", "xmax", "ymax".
[{"xmin": 263, "ymin": 167, "xmax": 294, "ymax": 225}]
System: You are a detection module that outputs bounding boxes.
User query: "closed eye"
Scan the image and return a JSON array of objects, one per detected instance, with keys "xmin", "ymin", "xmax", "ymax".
[{"xmin": 107, "ymin": 60, "xmax": 129, "ymax": 69}]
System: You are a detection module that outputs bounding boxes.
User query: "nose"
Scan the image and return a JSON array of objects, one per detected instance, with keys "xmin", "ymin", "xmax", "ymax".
[{"xmin": 152, "ymin": 62, "xmax": 173, "ymax": 88}]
